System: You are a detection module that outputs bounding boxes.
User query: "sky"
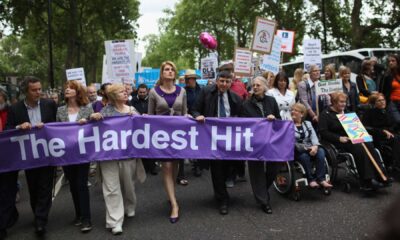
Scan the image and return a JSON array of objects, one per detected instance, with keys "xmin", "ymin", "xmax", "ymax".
[{"xmin": 136, "ymin": 0, "xmax": 180, "ymax": 55}]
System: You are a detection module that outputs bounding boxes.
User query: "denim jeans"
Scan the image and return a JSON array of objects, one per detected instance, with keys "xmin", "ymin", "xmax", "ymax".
[{"xmin": 296, "ymin": 148, "xmax": 327, "ymax": 182}]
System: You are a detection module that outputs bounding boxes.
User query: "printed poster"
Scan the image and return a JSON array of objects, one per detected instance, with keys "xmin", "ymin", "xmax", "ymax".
[{"xmin": 250, "ymin": 17, "xmax": 277, "ymax": 54}]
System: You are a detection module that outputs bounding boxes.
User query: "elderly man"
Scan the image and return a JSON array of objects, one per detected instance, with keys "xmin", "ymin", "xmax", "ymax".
[{"xmin": 87, "ymin": 84, "xmax": 98, "ymax": 103}]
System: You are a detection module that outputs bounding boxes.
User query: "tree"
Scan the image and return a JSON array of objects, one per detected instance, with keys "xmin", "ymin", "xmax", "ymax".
[
  {"xmin": 307, "ymin": 0, "xmax": 400, "ymax": 52},
  {"xmin": 0, "ymin": 0, "xmax": 140, "ymax": 87}
]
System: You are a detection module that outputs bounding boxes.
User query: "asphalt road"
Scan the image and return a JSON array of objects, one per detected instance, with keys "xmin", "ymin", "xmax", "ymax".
[{"xmin": 5, "ymin": 164, "xmax": 400, "ymax": 240}]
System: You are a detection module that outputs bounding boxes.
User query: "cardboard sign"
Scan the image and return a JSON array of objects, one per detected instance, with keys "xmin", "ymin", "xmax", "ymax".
[
  {"xmin": 276, "ymin": 30, "xmax": 295, "ymax": 54},
  {"xmin": 303, "ymin": 39, "xmax": 322, "ymax": 72},
  {"xmin": 66, "ymin": 68, "xmax": 86, "ymax": 86},
  {"xmin": 337, "ymin": 113, "xmax": 373, "ymax": 144},
  {"xmin": 104, "ymin": 39, "xmax": 135, "ymax": 84},
  {"xmin": 234, "ymin": 48, "xmax": 252, "ymax": 76},
  {"xmin": 201, "ymin": 57, "xmax": 218, "ymax": 80},
  {"xmin": 315, "ymin": 79, "xmax": 343, "ymax": 96},
  {"xmin": 250, "ymin": 17, "xmax": 277, "ymax": 54},
  {"xmin": 260, "ymin": 36, "xmax": 282, "ymax": 75}
]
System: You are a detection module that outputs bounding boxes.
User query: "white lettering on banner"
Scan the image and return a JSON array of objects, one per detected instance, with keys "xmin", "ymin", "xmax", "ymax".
[
  {"xmin": 211, "ymin": 126, "xmax": 254, "ymax": 151},
  {"xmin": 102, "ymin": 130, "xmax": 119, "ymax": 151},
  {"xmin": 48, "ymin": 138, "xmax": 65, "ymax": 157},
  {"xmin": 78, "ymin": 127, "xmax": 101, "ymax": 154},
  {"xmin": 11, "ymin": 124, "xmax": 256, "ymax": 161},
  {"xmin": 10, "ymin": 135, "xmax": 30, "ymax": 160},
  {"xmin": 152, "ymin": 130, "xmax": 170, "ymax": 149},
  {"xmin": 10, "ymin": 134, "xmax": 66, "ymax": 160},
  {"xmin": 131, "ymin": 124, "xmax": 150, "ymax": 149},
  {"xmin": 77, "ymin": 124, "xmax": 200, "ymax": 153}
]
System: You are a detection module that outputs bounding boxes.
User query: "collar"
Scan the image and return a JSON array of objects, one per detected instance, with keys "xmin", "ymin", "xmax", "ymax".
[
  {"xmin": 307, "ymin": 78, "xmax": 316, "ymax": 88},
  {"xmin": 24, "ymin": 99, "xmax": 40, "ymax": 109}
]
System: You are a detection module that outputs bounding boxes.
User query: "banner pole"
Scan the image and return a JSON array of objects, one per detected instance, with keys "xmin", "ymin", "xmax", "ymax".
[{"xmin": 361, "ymin": 142, "xmax": 387, "ymax": 181}]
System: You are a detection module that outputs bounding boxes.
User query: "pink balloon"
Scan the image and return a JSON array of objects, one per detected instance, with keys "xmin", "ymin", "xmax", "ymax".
[{"xmin": 199, "ymin": 32, "xmax": 218, "ymax": 50}]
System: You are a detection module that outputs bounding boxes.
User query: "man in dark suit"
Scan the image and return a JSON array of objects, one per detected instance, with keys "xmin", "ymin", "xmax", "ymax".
[
  {"xmin": 3, "ymin": 76, "xmax": 57, "ymax": 238},
  {"xmin": 192, "ymin": 71, "xmax": 242, "ymax": 215}
]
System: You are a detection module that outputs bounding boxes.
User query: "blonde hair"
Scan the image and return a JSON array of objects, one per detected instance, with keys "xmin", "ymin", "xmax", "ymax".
[
  {"xmin": 324, "ymin": 64, "xmax": 336, "ymax": 80},
  {"xmin": 157, "ymin": 61, "xmax": 177, "ymax": 86},
  {"xmin": 292, "ymin": 103, "xmax": 307, "ymax": 119},
  {"xmin": 106, "ymin": 83, "xmax": 125, "ymax": 105},
  {"xmin": 330, "ymin": 91, "xmax": 348, "ymax": 105},
  {"xmin": 338, "ymin": 66, "xmax": 351, "ymax": 78}
]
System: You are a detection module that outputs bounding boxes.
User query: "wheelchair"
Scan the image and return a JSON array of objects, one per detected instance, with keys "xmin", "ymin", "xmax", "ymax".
[
  {"xmin": 273, "ymin": 152, "xmax": 332, "ymax": 201},
  {"xmin": 321, "ymin": 141, "xmax": 389, "ymax": 193}
]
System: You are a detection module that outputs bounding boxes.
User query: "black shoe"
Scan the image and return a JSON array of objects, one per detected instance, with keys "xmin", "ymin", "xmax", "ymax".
[
  {"xmin": 73, "ymin": 218, "xmax": 82, "ymax": 227},
  {"xmin": 219, "ymin": 204, "xmax": 228, "ymax": 215},
  {"xmin": 371, "ymin": 179, "xmax": 384, "ymax": 190},
  {"xmin": 261, "ymin": 204, "xmax": 272, "ymax": 214},
  {"xmin": 35, "ymin": 225, "xmax": 46, "ymax": 237},
  {"xmin": 0, "ymin": 229, "xmax": 7, "ymax": 240},
  {"xmin": 80, "ymin": 221, "xmax": 92, "ymax": 233}
]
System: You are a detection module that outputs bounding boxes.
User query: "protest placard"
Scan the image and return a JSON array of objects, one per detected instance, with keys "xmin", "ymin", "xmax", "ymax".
[
  {"xmin": 234, "ymin": 48, "xmax": 252, "ymax": 76},
  {"xmin": 276, "ymin": 30, "xmax": 295, "ymax": 54},
  {"xmin": 303, "ymin": 39, "xmax": 322, "ymax": 71},
  {"xmin": 105, "ymin": 39, "xmax": 135, "ymax": 84},
  {"xmin": 250, "ymin": 17, "xmax": 277, "ymax": 54},
  {"xmin": 66, "ymin": 67, "xmax": 86, "ymax": 86},
  {"xmin": 260, "ymin": 36, "xmax": 282, "ymax": 75},
  {"xmin": 337, "ymin": 113, "xmax": 373, "ymax": 144},
  {"xmin": 201, "ymin": 57, "xmax": 218, "ymax": 80},
  {"xmin": 315, "ymin": 79, "xmax": 343, "ymax": 96}
]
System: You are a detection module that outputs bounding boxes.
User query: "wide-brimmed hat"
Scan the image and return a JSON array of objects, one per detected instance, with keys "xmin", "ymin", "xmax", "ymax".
[{"xmin": 184, "ymin": 69, "xmax": 200, "ymax": 80}]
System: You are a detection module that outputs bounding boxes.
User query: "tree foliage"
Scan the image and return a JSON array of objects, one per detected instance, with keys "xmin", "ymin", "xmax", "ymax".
[
  {"xmin": 0, "ymin": 0, "xmax": 140, "ymax": 87},
  {"xmin": 143, "ymin": 0, "xmax": 400, "ymax": 68}
]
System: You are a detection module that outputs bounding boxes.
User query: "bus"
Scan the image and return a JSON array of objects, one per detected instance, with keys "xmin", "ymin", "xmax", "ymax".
[{"xmin": 280, "ymin": 48, "xmax": 400, "ymax": 82}]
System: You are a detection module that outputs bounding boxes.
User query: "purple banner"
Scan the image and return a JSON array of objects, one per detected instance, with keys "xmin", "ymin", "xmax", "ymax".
[{"xmin": 0, "ymin": 115, "xmax": 294, "ymax": 173}]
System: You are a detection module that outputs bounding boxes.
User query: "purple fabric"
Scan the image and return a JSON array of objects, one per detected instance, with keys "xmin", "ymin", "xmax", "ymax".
[
  {"xmin": 0, "ymin": 115, "xmax": 295, "ymax": 173},
  {"xmin": 155, "ymin": 85, "xmax": 182, "ymax": 108},
  {"xmin": 92, "ymin": 100, "xmax": 105, "ymax": 113}
]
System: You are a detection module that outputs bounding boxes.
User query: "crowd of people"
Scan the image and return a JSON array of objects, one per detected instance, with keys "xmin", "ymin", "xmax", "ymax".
[{"xmin": 0, "ymin": 53, "xmax": 400, "ymax": 239}]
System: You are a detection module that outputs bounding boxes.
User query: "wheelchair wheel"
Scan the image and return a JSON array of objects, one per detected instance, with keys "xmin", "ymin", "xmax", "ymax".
[{"xmin": 273, "ymin": 161, "xmax": 295, "ymax": 195}]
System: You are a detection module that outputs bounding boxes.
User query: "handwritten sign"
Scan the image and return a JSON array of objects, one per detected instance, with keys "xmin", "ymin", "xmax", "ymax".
[
  {"xmin": 105, "ymin": 39, "xmax": 135, "ymax": 84},
  {"xmin": 66, "ymin": 68, "xmax": 86, "ymax": 86},
  {"xmin": 250, "ymin": 17, "xmax": 277, "ymax": 54},
  {"xmin": 276, "ymin": 30, "xmax": 295, "ymax": 54},
  {"xmin": 337, "ymin": 113, "xmax": 373, "ymax": 144},
  {"xmin": 260, "ymin": 36, "xmax": 282, "ymax": 75},
  {"xmin": 315, "ymin": 79, "xmax": 343, "ymax": 96},
  {"xmin": 234, "ymin": 48, "xmax": 252, "ymax": 76},
  {"xmin": 303, "ymin": 39, "xmax": 322, "ymax": 72}
]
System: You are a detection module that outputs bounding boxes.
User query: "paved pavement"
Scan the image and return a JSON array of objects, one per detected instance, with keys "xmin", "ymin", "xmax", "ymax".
[{"xmin": 5, "ymin": 165, "xmax": 400, "ymax": 240}]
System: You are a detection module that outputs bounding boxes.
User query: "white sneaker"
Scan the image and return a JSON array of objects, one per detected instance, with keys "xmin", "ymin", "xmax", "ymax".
[
  {"xmin": 111, "ymin": 226, "xmax": 123, "ymax": 235},
  {"xmin": 125, "ymin": 211, "xmax": 135, "ymax": 217}
]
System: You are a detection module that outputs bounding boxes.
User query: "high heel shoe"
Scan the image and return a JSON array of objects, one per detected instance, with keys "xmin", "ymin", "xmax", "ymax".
[
  {"xmin": 169, "ymin": 216, "xmax": 179, "ymax": 224},
  {"xmin": 169, "ymin": 206, "xmax": 179, "ymax": 224}
]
